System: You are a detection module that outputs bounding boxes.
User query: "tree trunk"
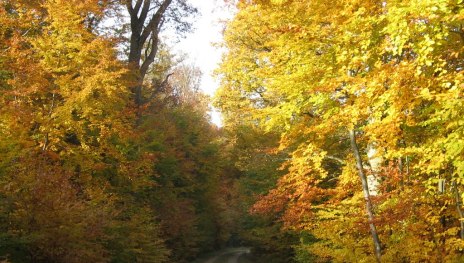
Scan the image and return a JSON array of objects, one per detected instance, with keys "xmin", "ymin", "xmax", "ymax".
[
  {"xmin": 349, "ymin": 129, "xmax": 382, "ymax": 262},
  {"xmin": 126, "ymin": 0, "xmax": 173, "ymax": 107},
  {"xmin": 367, "ymin": 142, "xmax": 382, "ymax": 196}
]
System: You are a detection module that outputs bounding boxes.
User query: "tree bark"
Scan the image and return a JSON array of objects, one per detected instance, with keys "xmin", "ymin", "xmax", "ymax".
[
  {"xmin": 349, "ymin": 129, "xmax": 382, "ymax": 262},
  {"xmin": 366, "ymin": 142, "xmax": 382, "ymax": 196}
]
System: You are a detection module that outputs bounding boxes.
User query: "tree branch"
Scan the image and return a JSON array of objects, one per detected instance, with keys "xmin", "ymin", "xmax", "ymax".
[
  {"xmin": 126, "ymin": 0, "xmax": 133, "ymax": 15},
  {"xmin": 149, "ymin": 73, "xmax": 174, "ymax": 101},
  {"xmin": 140, "ymin": 28, "xmax": 160, "ymax": 79},
  {"xmin": 138, "ymin": 0, "xmax": 151, "ymax": 28},
  {"xmin": 133, "ymin": 0, "xmax": 144, "ymax": 14},
  {"xmin": 140, "ymin": 0, "xmax": 172, "ymax": 45},
  {"xmin": 324, "ymin": 155, "xmax": 345, "ymax": 164}
]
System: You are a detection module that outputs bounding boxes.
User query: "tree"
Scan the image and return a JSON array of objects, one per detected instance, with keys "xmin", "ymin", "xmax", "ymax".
[
  {"xmin": 216, "ymin": 0, "xmax": 464, "ymax": 261},
  {"xmin": 0, "ymin": 1, "xmax": 169, "ymax": 261},
  {"xmin": 124, "ymin": 0, "xmax": 197, "ymax": 106}
]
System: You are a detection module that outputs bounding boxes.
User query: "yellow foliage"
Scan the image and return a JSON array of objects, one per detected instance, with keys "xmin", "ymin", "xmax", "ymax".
[{"xmin": 217, "ymin": 0, "xmax": 464, "ymax": 261}]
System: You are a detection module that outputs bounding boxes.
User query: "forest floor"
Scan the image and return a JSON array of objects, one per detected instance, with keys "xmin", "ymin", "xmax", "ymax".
[{"xmin": 193, "ymin": 247, "xmax": 254, "ymax": 263}]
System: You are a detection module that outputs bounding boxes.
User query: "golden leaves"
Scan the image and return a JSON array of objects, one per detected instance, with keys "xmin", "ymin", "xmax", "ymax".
[{"xmin": 218, "ymin": 0, "xmax": 464, "ymax": 260}]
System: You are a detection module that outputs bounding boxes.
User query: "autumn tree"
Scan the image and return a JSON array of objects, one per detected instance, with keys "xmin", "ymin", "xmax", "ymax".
[
  {"xmin": 216, "ymin": 0, "xmax": 464, "ymax": 262},
  {"xmin": 0, "ymin": 1, "xmax": 170, "ymax": 261},
  {"xmin": 123, "ymin": 0, "xmax": 196, "ymax": 106}
]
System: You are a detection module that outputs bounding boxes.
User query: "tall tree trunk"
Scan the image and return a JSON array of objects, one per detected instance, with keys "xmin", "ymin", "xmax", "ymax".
[
  {"xmin": 126, "ymin": 0, "xmax": 173, "ymax": 107},
  {"xmin": 349, "ymin": 129, "xmax": 382, "ymax": 262}
]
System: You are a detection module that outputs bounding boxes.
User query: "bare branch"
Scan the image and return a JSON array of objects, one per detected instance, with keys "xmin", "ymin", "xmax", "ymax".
[
  {"xmin": 133, "ymin": 0, "xmax": 144, "ymax": 14},
  {"xmin": 126, "ymin": 0, "xmax": 133, "ymax": 15},
  {"xmin": 140, "ymin": 29, "xmax": 160, "ymax": 78},
  {"xmin": 138, "ymin": 0, "xmax": 151, "ymax": 27},
  {"xmin": 140, "ymin": 0, "xmax": 172, "ymax": 45},
  {"xmin": 149, "ymin": 73, "xmax": 174, "ymax": 101}
]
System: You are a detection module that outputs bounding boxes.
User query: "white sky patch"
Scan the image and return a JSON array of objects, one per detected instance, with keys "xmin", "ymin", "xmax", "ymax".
[{"xmin": 171, "ymin": 0, "xmax": 234, "ymax": 127}]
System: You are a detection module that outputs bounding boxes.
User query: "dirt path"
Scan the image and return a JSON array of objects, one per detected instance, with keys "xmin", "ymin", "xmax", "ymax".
[{"xmin": 195, "ymin": 247, "xmax": 251, "ymax": 263}]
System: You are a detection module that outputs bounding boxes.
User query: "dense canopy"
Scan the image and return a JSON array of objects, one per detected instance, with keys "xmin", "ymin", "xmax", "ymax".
[
  {"xmin": 0, "ymin": 0, "xmax": 463, "ymax": 262},
  {"xmin": 215, "ymin": 0, "xmax": 464, "ymax": 262}
]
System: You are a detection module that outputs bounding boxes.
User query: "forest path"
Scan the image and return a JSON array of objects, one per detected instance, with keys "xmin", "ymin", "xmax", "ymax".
[{"xmin": 193, "ymin": 247, "xmax": 252, "ymax": 263}]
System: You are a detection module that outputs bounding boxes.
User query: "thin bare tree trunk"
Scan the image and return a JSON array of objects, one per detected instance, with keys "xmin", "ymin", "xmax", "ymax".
[{"xmin": 349, "ymin": 129, "xmax": 382, "ymax": 262}]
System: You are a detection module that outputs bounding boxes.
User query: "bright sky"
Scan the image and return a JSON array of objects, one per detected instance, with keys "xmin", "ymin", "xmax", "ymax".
[{"xmin": 172, "ymin": 0, "xmax": 234, "ymax": 127}]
